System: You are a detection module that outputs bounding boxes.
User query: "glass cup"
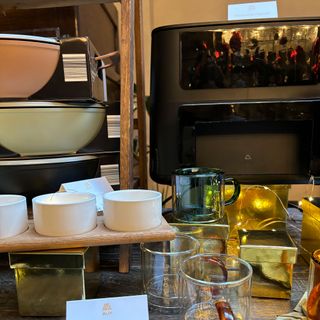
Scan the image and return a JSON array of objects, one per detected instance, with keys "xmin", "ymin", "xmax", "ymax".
[
  {"xmin": 172, "ymin": 167, "xmax": 240, "ymax": 223},
  {"xmin": 307, "ymin": 249, "xmax": 320, "ymax": 320},
  {"xmin": 140, "ymin": 234, "xmax": 200, "ymax": 314},
  {"xmin": 179, "ymin": 253, "xmax": 252, "ymax": 320}
]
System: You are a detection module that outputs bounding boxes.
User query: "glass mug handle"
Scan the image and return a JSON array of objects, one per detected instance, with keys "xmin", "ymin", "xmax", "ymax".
[
  {"xmin": 206, "ymin": 257, "xmax": 237, "ymax": 320},
  {"xmin": 224, "ymin": 177, "xmax": 241, "ymax": 206},
  {"xmin": 215, "ymin": 300, "xmax": 236, "ymax": 320}
]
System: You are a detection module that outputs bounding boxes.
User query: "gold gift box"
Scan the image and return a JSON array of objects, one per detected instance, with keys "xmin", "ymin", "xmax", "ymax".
[
  {"xmin": 301, "ymin": 197, "xmax": 320, "ymax": 262},
  {"xmin": 9, "ymin": 247, "xmax": 100, "ymax": 316},
  {"xmin": 170, "ymin": 221, "xmax": 229, "ymax": 254},
  {"xmin": 225, "ymin": 185, "xmax": 289, "ymax": 238},
  {"xmin": 239, "ymin": 230, "xmax": 297, "ymax": 299}
]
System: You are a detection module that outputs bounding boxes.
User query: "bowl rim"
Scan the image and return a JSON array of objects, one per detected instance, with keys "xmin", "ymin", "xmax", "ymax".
[
  {"xmin": 0, "ymin": 194, "xmax": 26, "ymax": 206},
  {"xmin": 104, "ymin": 189, "xmax": 162, "ymax": 202},
  {"xmin": 32, "ymin": 192, "xmax": 96, "ymax": 206},
  {"xmin": 0, "ymin": 155, "xmax": 98, "ymax": 166},
  {"xmin": 0, "ymin": 106, "xmax": 105, "ymax": 112},
  {"xmin": 0, "ymin": 101, "xmax": 105, "ymax": 109},
  {"xmin": 0, "ymin": 33, "xmax": 59, "ymax": 45},
  {"xmin": 140, "ymin": 234, "xmax": 200, "ymax": 256}
]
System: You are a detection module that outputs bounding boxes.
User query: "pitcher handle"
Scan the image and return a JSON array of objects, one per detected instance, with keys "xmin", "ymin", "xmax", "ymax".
[{"xmin": 224, "ymin": 177, "xmax": 240, "ymax": 206}]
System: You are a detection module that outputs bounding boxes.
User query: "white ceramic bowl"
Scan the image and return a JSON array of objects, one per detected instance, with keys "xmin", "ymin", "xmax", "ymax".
[
  {"xmin": 0, "ymin": 195, "xmax": 28, "ymax": 239},
  {"xmin": 0, "ymin": 102, "xmax": 105, "ymax": 156},
  {"xmin": 103, "ymin": 189, "xmax": 162, "ymax": 232},
  {"xmin": 32, "ymin": 192, "xmax": 97, "ymax": 237},
  {"xmin": 0, "ymin": 34, "xmax": 60, "ymax": 98}
]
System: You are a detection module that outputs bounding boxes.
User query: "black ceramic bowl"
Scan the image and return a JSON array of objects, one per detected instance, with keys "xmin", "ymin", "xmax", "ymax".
[{"xmin": 0, "ymin": 155, "xmax": 100, "ymax": 205}]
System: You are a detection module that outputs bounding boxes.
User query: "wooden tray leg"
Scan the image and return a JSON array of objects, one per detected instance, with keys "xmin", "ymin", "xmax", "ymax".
[{"xmin": 119, "ymin": 244, "xmax": 131, "ymax": 273}]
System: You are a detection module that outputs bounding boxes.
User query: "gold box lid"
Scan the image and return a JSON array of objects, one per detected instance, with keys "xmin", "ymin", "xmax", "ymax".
[
  {"xmin": 170, "ymin": 222, "xmax": 229, "ymax": 240},
  {"xmin": 239, "ymin": 230, "xmax": 297, "ymax": 264},
  {"xmin": 9, "ymin": 247, "xmax": 89, "ymax": 269}
]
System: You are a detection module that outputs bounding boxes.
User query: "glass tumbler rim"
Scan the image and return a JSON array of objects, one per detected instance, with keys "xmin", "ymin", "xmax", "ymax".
[
  {"xmin": 172, "ymin": 167, "xmax": 224, "ymax": 177},
  {"xmin": 140, "ymin": 234, "xmax": 200, "ymax": 256},
  {"xmin": 179, "ymin": 253, "xmax": 253, "ymax": 288}
]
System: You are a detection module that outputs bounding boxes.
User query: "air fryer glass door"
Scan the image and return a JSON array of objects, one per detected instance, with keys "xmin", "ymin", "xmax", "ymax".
[{"xmin": 181, "ymin": 23, "xmax": 320, "ymax": 89}]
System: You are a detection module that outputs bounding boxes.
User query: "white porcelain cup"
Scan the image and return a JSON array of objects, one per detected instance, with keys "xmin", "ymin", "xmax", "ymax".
[
  {"xmin": 32, "ymin": 192, "xmax": 97, "ymax": 237},
  {"xmin": 103, "ymin": 189, "xmax": 162, "ymax": 232},
  {"xmin": 0, "ymin": 194, "xmax": 28, "ymax": 239}
]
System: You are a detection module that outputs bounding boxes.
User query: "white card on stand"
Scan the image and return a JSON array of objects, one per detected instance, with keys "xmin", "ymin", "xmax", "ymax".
[
  {"xmin": 66, "ymin": 295, "xmax": 149, "ymax": 320},
  {"xmin": 59, "ymin": 176, "xmax": 113, "ymax": 211}
]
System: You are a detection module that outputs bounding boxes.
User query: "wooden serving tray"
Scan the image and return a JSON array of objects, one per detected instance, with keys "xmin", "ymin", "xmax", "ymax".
[{"xmin": 0, "ymin": 217, "xmax": 176, "ymax": 253}]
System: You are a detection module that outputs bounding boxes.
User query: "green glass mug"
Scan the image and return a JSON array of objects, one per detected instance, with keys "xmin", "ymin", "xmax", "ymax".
[{"xmin": 172, "ymin": 167, "xmax": 240, "ymax": 223}]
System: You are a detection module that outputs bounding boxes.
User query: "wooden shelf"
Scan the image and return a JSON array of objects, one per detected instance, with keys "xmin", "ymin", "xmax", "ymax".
[
  {"xmin": 0, "ymin": 0, "xmax": 148, "ymax": 272},
  {"xmin": 0, "ymin": 0, "xmax": 148, "ymax": 191},
  {"xmin": 0, "ymin": 217, "xmax": 175, "ymax": 253}
]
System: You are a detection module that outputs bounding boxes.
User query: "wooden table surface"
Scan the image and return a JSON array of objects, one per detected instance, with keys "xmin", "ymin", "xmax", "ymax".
[{"xmin": 0, "ymin": 208, "xmax": 309, "ymax": 320}]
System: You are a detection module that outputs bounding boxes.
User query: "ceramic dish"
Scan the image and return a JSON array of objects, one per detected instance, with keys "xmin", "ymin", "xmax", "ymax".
[
  {"xmin": 0, "ymin": 155, "xmax": 100, "ymax": 204},
  {"xmin": 33, "ymin": 192, "xmax": 97, "ymax": 237},
  {"xmin": 103, "ymin": 189, "xmax": 162, "ymax": 232},
  {"xmin": 0, "ymin": 195, "xmax": 28, "ymax": 239},
  {"xmin": 0, "ymin": 102, "xmax": 105, "ymax": 156},
  {"xmin": 0, "ymin": 34, "xmax": 60, "ymax": 98}
]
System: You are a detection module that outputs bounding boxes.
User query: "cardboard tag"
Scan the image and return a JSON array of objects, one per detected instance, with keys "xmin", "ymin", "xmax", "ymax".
[
  {"xmin": 66, "ymin": 295, "xmax": 149, "ymax": 320},
  {"xmin": 59, "ymin": 177, "xmax": 113, "ymax": 211},
  {"xmin": 228, "ymin": 1, "xmax": 278, "ymax": 21}
]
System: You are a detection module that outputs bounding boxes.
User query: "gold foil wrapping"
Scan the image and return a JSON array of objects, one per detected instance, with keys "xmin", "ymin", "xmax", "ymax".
[
  {"xmin": 9, "ymin": 247, "xmax": 100, "ymax": 316},
  {"xmin": 225, "ymin": 185, "xmax": 289, "ymax": 238},
  {"xmin": 170, "ymin": 222, "xmax": 229, "ymax": 254},
  {"xmin": 301, "ymin": 197, "xmax": 320, "ymax": 262},
  {"xmin": 239, "ymin": 230, "xmax": 297, "ymax": 299}
]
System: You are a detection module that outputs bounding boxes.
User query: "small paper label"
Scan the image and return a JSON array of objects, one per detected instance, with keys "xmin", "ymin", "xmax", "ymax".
[
  {"xmin": 66, "ymin": 295, "xmax": 149, "ymax": 320},
  {"xmin": 59, "ymin": 177, "xmax": 113, "ymax": 211},
  {"xmin": 107, "ymin": 115, "xmax": 121, "ymax": 138},
  {"xmin": 228, "ymin": 1, "xmax": 278, "ymax": 21},
  {"xmin": 62, "ymin": 53, "xmax": 88, "ymax": 82},
  {"xmin": 100, "ymin": 164, "xmax": 120, "ymax": 186}
]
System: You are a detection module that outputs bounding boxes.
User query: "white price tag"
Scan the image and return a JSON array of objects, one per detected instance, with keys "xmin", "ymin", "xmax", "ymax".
[
  {"xmin": 228, "ymin": 1, "xmax": 278, "ymax": 21},
  {"xmin": 66, "ymin": 295, "xmax": 149, "ymax": 320}
]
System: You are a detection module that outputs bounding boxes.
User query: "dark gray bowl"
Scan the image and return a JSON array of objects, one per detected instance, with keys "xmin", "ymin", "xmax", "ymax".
[{"xmin": 0, "ymin": 155, "xmax": 100, "ymax": 205}]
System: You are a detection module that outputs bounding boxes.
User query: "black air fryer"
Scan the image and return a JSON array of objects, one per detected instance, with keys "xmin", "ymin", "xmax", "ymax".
[{"xmin": 150, "ymin": 17, "xmax": 320, "ymax": 185}]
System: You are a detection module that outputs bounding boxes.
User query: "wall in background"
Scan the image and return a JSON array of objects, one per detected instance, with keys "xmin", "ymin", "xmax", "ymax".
[{"xmin": 147, "ymin": 0, "xmax": 320, "ymax": 29}]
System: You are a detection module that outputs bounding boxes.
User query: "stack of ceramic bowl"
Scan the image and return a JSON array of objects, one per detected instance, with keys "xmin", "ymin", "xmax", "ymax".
[{"xmin": 0, "ymin": 33, "xmax": 106, "ymax": 208}]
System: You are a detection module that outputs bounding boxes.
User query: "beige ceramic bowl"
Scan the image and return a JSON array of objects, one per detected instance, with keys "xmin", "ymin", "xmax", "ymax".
[
  {"xmin": 0, "ymin": 195, "xmax": 28, "ymax": 239},
  {"xmin": 0, "ymin": 102, "xmax": 105, "ymax": 156},
  {"xmin": 0, "ymin": 34, "xmax": 60, "ymax": 98},
  {"xmin": 103, "ymin": 189, "xmax": 162, "ymax": 232},
  {"xmin": 32, "ymin": 192, "xmax": 97, "ymax": 237}
]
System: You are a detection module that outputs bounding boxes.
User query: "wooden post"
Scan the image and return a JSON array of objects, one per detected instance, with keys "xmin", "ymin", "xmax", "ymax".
[
  {"xmin": 119, "ymin": 0, "xmax": 135, "ymax": 273},
  {"xmin": 134, "ymin": 0, "xmax": 148, "ymax": 189},
  {"xmin": 119, "ymin": 0, "xmax": 134, "ymax": 190}
]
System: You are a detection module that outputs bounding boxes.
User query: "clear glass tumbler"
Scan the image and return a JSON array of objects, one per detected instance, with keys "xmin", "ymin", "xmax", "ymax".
[
  {"xmin": 140, "ymin": 234, "xmax": 200, "ymax": 314},
  {"xmin": 307, "ymin": 249, "xmax": 320, "ymax": 320},
  {"xmin": 179, "ymin": 253, "xmax": 252, "ymax": 320}
]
